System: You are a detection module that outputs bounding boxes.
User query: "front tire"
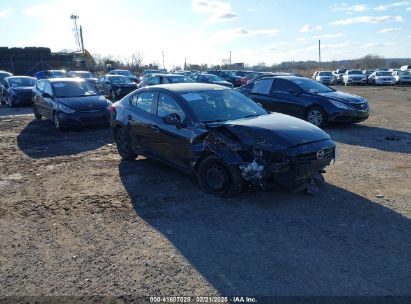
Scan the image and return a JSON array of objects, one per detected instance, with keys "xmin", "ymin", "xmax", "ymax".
[
  {"xmin": 33, "ymin": 104, "xmax": 42, "ymax": 119},
  {"xmin": 197, "ymin": 155, "xmax": 243, "ymax": 197},
  {"xmin": 306, "ymin": 106, "xmax": 327, "ymax": 128},
  {"xmin": 114, "ymin": 128, "xmax": 136, "ymax": 160}
]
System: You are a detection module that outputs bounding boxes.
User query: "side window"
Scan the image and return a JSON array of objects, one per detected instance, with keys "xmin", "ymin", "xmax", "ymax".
[
  {"xmin": 157, "ymin": 93, "xmax": 186, "ymax": 122},
  {"xmin": 161, "ymin": 77, "xmax": 170, "ymax": 84},
  {"xmin": 199, "ymin": 76, "xmax": 207, "ymax": 82},
  {"xmin": 37, "ymin": 80, "xmax": 46, "ymax": 92},
  {"xmin": 44, "ymin": 82, "xmax": 53, "ymax": 95},
  {"xmin": 251, "ymin": 79, "xmax": 273, "ymax": 95},
  {"xmin": 272, "ymin": 79, "xmax": 299, "ymax": 93},
  {"xmin": 130, "ymin": 92, "xmax": 155, "ymax": 113},
  {"xmin": 149, "ymin": 76, "xmax": 160, "ymax": 85}
]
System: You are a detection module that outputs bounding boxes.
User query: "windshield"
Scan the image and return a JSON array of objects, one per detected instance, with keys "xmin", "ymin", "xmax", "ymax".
[
  {"xmin": 115, "ymin": 70, "xmax": 133, "ymax": 76},
  {"xmin": 166, "ymin": 76, "xmax": 194, "ymax": 83},
  {"xmin": 180, "ymin": 89, "xmax": 267, "ymax": 123},
  {"xmin": 74, "ymin": 72, "xmax": 93, "ymax": 78},
  {"xmin": 110, "ymin": 76, "xmax": 134, "ymax": 84},
  {"xmin": 291, "ymin": 78, "xmax": 334, "ymax": 93},
  {"xmin": 376, "ymin": 72, "xmax": 393, "ymax": 76},
  {"xmin": 319, "ymin": 72, "xmax": 332, "ymax": 76},
  {"xmin": 49, "ymin": 71, "xmax": 66, "ymax": 78},
  {"xmin": 348, "ymin": 70, "xmax": 362, "ymax": 75},
  {"xmin": 9, "ymin": 78, "xmax": 36, "ymax": 87},
  {"xmin": 52, "ymin": 81, "xmax": 99, "ymax": 98},
  {"xmin": 205, "ymin": 74, "xmax": 224, "ymax": 82}
]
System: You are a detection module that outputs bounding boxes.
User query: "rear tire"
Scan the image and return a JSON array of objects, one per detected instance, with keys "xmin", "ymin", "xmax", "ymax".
[
  {"xmin": 306, "ymin": 106, "xmax": 327, "ymax": 128},
  {"xmin": 197, "ymin": 155, "xmax": 243, "ymax": 197},
  {"xmin": 33, "ymin": 104, "xmax": 42, "ymax": 119},
  {"xmin": 114, "ymin": 128, "xmax": 136, "ymax": 160}
]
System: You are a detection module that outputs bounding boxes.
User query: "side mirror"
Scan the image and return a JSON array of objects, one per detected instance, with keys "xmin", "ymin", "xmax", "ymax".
[
  {"xmin": 99, "ymin": 90, "xmax": 105, "ymax": 95},
  {"xmin": 162, "ymin": 113, "xmax": 181, "ymax": 127},
  {"xmin": 105, "ymin": 81, "xmax": 110, "ymax": 84},
  {"xmin": 289, "ymin": 89, "xmax": 302, "ymax": 95},
  {"xmin": 42, "ymin": 92, "xmax": 52, "ymax": 98}
]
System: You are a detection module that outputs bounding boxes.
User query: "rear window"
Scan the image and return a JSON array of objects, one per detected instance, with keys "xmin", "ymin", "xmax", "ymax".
[
  {"xmin": 251, "ymin": 79, "xmax": 273, "ymax": 94},
  {"xmin": 130, "ymin": 92, "xmax": 155, "ymax": 113}
]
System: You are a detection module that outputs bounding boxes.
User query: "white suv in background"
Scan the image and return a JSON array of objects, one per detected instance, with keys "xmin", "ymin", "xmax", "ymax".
[
  {"xmin": 343, "ymin": 70, "xmax": 367, "ymax": 86},
  {"xmin": 368, "ymin": 71, "xmax": 396, "ymax": 85},
  {"xmin": 392, "ymin": 70, "xmax": 411, "ymax": 84},
  {"xmin": 315, "ymin": 71, "xmax": 334, "ymax": 85}
]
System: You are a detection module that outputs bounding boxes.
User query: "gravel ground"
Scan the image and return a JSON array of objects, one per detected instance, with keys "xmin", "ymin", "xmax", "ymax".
[{"xmin": 0, "ymin": 86, "xmax": 410, "ymax": 300}]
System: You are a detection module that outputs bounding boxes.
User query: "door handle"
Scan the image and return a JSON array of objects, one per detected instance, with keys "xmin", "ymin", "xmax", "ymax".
[
  {"xmin": 148, "ymin": 124, "xmax": 160, "ymax": 133},
  {"xmin": 127, "ymin": 115, "xmax": 133, "ymax": 121}
]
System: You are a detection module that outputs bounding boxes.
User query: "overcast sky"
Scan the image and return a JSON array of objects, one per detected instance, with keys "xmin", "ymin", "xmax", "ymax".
[{"xmin": 0, "ymin": 0, "xmax": 410, "ymax": 68}]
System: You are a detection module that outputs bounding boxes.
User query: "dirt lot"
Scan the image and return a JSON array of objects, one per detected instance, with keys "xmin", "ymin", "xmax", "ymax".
[{"xmin": 0, "ymin": 86, "xmax": 410, "ymax": 299}]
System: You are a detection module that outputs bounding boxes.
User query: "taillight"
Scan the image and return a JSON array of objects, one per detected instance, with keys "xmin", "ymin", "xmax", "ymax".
[{"xmin": 109, "ymin": 104, "xmax": 116, "ymax": 113}]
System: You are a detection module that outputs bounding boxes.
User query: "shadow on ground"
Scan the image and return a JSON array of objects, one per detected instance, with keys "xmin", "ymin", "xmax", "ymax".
[
  {"xmin": 0, "ymin": 104, "xmax": 34, "ymax": 117},
  {"xmin": 326, "ymin": 123, "xmax": 411, "ymax": 154},
  {"xmin": 17, "ymin": 119, "xmax": 113, "ymax": 158},
  {"xmin": 119, "ymin": 158, "xmax": 411, "ymax": 296}
]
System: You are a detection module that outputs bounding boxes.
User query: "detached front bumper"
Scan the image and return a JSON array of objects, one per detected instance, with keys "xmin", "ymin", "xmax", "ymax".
[{"xmin": 58, "ymin": 109, "xmax": 110, "ymax": 127}]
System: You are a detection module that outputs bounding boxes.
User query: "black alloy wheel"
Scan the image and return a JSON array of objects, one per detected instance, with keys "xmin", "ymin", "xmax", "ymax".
[
  {"xmin": 306, "ymin": 106, "xmax": 326, "ymax": 128},
  {"xmin": 33, "ymin": 104, "xmax": 42, "ymax": 119},
  {"xmin": 197, "ymin": 155, "xmax": 243, "ymax": 197},
  {"xmin": 114, "ymin": 128, "xmax": 135, "ymax": 160}
]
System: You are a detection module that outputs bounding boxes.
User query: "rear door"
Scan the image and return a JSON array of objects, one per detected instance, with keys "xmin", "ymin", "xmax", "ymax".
[
  {"xmin": 243, "ymin": 78, "xmax": 276, "ymax": 111},
  {"xmin": 127, "ymin": 91, "xmax": 158, "ymax": 155},
  {"xmin": 269, "ymin": 78, "xmax": 306, "ymax": 118}
]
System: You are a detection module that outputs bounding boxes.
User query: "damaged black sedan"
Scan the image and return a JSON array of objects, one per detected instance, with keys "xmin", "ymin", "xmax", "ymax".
[{"xmin": 110, "ymin": 84, "xmax": 335, "ymax": 196}]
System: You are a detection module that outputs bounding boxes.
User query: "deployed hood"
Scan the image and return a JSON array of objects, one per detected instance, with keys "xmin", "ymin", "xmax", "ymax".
[
  {"xmin": 207, "ymin": 113, "xmax": 330, "ymax": 150},
  {"xmin": 58, "ymin": 95, "xmax": 108, "ymax": 111},
  {"xmin": 319, "ymin": 91, "xmax": 366, "ymax": 104}
]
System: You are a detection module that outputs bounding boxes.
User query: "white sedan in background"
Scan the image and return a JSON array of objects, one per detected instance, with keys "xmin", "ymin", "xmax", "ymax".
[
  {"xmin": 315, "ymin": 71, "xmax": 334, "ymax": 85},
  {"xmin": 343, "ymin": 70, "xmax": 367, "ymax": 86},
  {"xmin": 368, "ymin": 71, "xmax": 396, "ymax": 85},
  {"xmin": 392, "ymin": 70, "xmax": 411, "ymax": 85}
]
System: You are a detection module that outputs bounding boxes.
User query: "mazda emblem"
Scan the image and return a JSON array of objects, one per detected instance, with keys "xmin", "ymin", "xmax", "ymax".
[{"xmin": 316, "ymin": 150, "xmax": 325, "ymax": 160}]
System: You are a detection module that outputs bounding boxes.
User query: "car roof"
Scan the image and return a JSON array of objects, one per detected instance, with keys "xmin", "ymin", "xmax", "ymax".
[
  {"xmin": 143, "ymin": 83, "xmax": 229, "ymax": 93},
  {"xmin": 104, "ymin": 74, "xmax": 129, "ymax": 78},
  {"xmin": 69, "ymin": 70, "xmax": 90, "ymax": 73},
  {"xmin": 151, "ymin": 73, "xmax": 184, "ymax": 77},
  {"xmin": 47, "ymin": 78, "xmax": 86, "ymax": 83},
  {"xmin": 258, "ymin": 75, "xmax": 303, "ymax": 81},
  {"xmin": 6, "ymin": 76, "xmax": 36, "ymax": 79}
]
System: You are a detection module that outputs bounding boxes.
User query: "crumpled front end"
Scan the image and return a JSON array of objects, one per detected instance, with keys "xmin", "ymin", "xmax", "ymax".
[{"xmin": 202, "ymin": 126, "xmax": 336, "ymax": 193}]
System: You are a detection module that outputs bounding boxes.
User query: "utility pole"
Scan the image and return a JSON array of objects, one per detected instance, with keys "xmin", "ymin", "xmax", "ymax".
[
  {"xmin": 79, "ymin": 25, "xmax": 85, "ymax": 54},
  {"xmin": 70, "ymin": 14, "xmax": 81, "ymax": 52},
  {"xmin": 318, "ymin": 40, "xmax": 321, "ymax": 68},
  {"xmin": 162, "ymin": 51, "xmax": 165, "ymax": 70},
  {"xmin": 229, "ymin": 51, "xmax": 232, "ymax": 68}
]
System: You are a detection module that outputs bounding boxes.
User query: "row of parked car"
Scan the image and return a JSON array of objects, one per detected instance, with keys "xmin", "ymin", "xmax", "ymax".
[
  {"xmin": 313, "ymin": 66, "xmax": 411, "ymax": 86},
  {"xmin": 0, "ymin": 67, "xmax": 376, "ymax": 196}
]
